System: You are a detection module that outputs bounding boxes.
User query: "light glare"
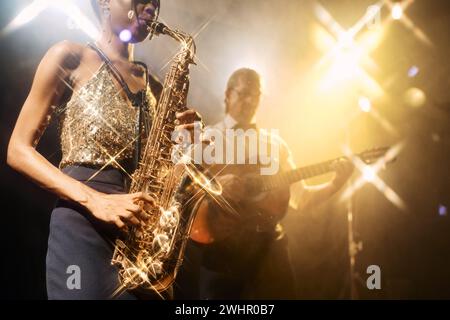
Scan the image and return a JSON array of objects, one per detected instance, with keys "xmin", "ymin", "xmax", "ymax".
[
  {"xmin": 392, "ymin": 3, "xmax": 403, "ymax": 20},
  {"xmin": 120, "ymin": 29, "xmax": 132, "ymax": 42},
  {"xmin": 358, "ymin": 96, "xmax": 372, "ymax": 112}
]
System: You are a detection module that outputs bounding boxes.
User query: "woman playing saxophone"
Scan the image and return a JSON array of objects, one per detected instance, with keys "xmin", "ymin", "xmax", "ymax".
[{"xmin": 7, "ymin": 0, "xmax": 201, "ymax": 300}]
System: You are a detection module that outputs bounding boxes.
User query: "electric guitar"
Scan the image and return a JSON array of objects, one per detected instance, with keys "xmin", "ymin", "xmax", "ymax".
[{"xmin": 190, "ymin": 147, "xmax": 392, "ymax": 244}]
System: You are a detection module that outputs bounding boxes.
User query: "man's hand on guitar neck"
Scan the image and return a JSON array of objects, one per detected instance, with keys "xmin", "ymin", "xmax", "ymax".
[{"xmin": 330, "ymin": 157, "xmax": 354, "ymax": 190}]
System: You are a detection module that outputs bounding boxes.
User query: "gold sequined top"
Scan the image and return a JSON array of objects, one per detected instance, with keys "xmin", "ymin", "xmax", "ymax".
[{"xmin": 58, "ymin": 62, "xmax": 157, "ymax": 170}]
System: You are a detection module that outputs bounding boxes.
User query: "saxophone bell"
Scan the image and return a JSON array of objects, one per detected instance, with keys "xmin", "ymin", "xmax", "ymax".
[
  {"xmin": 173, "ymin": 145, "xmax": 223, "ymax": 197},
  {"xmin": 184, "ymin": 162, "xmax": 223, "ymax": 196}
]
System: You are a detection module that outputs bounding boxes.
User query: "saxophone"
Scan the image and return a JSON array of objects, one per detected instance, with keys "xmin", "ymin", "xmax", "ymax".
[{"xmin": 111, "ymin": 22, "xmax": 212, "ymax": 295}]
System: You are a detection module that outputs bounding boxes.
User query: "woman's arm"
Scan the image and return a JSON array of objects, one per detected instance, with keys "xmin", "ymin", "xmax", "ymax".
[
  {"xmin": 7, "ymin": 41, "xmax": 94, "ymax": 204},
  {"xmin": 7, "ymin": 41, "xmax": 152, "ymax": 228}
]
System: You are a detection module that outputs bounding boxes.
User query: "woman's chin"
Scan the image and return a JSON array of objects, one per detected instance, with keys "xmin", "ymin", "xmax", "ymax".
[
  {"xmin": 130, "ymin": 28, "xmax": 151, "ymax": 43},
  {"xmin": 123, "ymin": 32, "xmax": 148, "ymax": 44}
]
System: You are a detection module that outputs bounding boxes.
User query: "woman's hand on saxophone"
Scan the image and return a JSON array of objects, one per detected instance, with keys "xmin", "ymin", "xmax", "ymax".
[
  {"xmin": 84, "ymin": 191, "xmax": 156, "ymax": 229},
  {"xmin": 174, "ymin": 108, "xmax": 204, "ymax": 143}
]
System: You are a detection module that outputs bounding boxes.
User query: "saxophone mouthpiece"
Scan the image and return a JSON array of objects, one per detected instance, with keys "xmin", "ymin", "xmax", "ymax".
[{"xmin": 147, "ymin": 21, "xmax": 169, "ymax": 35}]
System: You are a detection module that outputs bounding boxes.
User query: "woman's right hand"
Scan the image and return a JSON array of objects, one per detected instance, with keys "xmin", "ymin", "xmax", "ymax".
[{"xmin": 84, "ymin": 191, "xmax": 156, "ymax": 229}]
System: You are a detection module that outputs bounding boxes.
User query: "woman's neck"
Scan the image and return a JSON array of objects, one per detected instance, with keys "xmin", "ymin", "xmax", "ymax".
[{"xmin": 96, "ymin": 33, "xmax": 134, "ymax": 62}]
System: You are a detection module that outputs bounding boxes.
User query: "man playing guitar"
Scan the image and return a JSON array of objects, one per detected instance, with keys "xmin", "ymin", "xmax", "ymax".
[{"xmin": 188, "ymin": 68, "xmax": 354, "ymax": 299}]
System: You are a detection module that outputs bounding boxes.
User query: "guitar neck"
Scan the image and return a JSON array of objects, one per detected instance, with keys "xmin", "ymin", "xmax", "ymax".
[
  {"xmin": 259, "ymin": 158, "xmax": 339, "ymax": 192},
  {"xmin": 250, "ymin": 146, "xmax": 390, "ymax": 193}
]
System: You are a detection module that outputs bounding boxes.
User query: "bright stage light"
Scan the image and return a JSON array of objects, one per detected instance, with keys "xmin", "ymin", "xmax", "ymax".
[
  {"xmin": 2, "ymin": 0, "xmax": 99, "ymax": 40},
  {"xmin": 358, "ymin": 96, "xmax": 372, "ymax": 112},
  {"xmin": 408, "ymin": 65, "xmax": 419, "ymax": 78},
  {"xmin": 362, "ymin": 166, "xmax": 376, "ymax": 182},
  {"xmin": 313, "ymin": 3, "xmax": 385, "ymax": 97},
  {"xmin": 391, "ymin": 3, "xmax": 403, "ymax": 20},
  {"xmin": 120, "ymin": 29, "xmax": 132, "ymax": 42},
  {"xmin": 338, "ymin": 31, "xmax": 354, "ymax": 49},
  {"xmin": 385, "ymin": 0, "xmax": 432, "ymax": 46},
  {"xmin": 2, "ymin": 0, "xmax": 50, "ymax": 34},
  {"xmin": 340, "ymin": 143, "xmax": 406, "ymax": 210},
  {"xmin": 318, "ymin": 46, "xmax": 364, "ymax": 91}
]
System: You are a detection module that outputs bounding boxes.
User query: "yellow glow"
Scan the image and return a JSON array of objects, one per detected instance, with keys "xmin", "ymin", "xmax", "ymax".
[
  {"xmin": 358, "ymin": 96, "xmax": 372, "ymax": 112},
  {"xmin": 359, "ymin": 28, "xmax": 384, "ymax": 53},
  {"xmin": 339, "ymin": 144, "xmax": 406, "ymax": 210},
  {"xmin": 337, "ymin": 31, "xmax": 354, "ymax": 49},
  {"xmin": 313, "ymin": 23, "xmax": 384, "ymax": 98},
  {"xmin": 313, "ymin": 24, "xmax": 337, "ymax": 53},
  {"xmin": 319, "ymin": 47, "xmax": 363, "ymax": 90},
  {"xmin": 404, "ymin": 87, "xmax": 426, "ymax": 108}
]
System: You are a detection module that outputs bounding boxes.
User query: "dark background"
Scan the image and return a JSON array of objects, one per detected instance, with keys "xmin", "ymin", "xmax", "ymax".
[{"xmin": 0, "ymin": 0, "xmax": 449, "ymax": 299}]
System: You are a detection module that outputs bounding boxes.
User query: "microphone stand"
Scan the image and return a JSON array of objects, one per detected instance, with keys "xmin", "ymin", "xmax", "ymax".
[{"xmin": 346, "ymin": 179, "xmax": 363, "ymax": 300}]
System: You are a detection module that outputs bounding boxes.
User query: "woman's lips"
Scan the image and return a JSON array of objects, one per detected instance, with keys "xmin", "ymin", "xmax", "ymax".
[
  {"xmin": 135, "ymin": 18, "xmax": 154, "ymax": 31},
  {"xmin": 138, "ymin": 14, "xmax": 156, "ymax": 24}
]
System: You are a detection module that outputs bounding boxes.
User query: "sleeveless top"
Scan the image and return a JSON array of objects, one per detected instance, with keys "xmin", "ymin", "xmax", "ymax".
[{"xmin": 58, "ymin": 46, "xmax": 157, "ymax": 171}]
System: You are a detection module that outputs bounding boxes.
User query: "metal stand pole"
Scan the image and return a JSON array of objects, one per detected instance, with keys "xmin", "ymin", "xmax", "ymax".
[{"xmin": 346, "ymin": 178, "xmax": 363, "ymax": 300}]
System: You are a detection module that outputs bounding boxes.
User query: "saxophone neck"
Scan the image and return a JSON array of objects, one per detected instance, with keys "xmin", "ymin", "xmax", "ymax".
[{"xmin": 147, "ymin": 21, "xmax": 196, "ymax": 61}]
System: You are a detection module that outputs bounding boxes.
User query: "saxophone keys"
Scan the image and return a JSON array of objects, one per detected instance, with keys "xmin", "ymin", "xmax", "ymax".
[{"xmin": 152, "ymin": 233, "xmax": 170, "ymax": 254}]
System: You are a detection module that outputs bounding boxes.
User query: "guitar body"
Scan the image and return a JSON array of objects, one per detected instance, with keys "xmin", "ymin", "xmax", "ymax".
[
  {"xmin": 190, "ymin": 163, "xmax": 290, "ymax": 244},
  {"xmin": 189, "ymin": 146, "xmax": 391, "ymax": 244}
]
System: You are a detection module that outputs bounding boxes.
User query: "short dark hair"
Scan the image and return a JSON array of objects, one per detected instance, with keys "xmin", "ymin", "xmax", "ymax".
[
  {"xmin": 225, "ymin": 68, "xmax": 261, "ymax": 113},
  {"xmin": 90, "ymin": 0, "xmax": 161, "ymax": 21},
  {"xmin": 226, "ymin": 68, "xmax": 261, "ymax": 93}
]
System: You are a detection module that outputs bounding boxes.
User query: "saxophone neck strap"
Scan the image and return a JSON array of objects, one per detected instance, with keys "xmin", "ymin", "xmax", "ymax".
[{"xmin": 87, "ymin": 43, "xmax": 148, "ymax": 108}]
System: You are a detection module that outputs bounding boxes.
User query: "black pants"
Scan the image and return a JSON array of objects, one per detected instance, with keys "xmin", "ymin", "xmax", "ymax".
[{"xmin": 46, "ymin": 166, "xmax": 169, "ymax": 300}]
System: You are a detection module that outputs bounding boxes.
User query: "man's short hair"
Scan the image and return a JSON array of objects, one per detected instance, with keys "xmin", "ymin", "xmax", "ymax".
[
  {"xmin": 225, "ymin": 68, "xmax": 261, "ymax": 113},
  {"xmin": 226, "ymin": 68, "xmax": 261, "ymax": 93}
]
